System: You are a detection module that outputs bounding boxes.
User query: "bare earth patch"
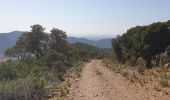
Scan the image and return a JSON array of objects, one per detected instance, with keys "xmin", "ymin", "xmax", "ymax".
[{"xmin": 62, "ymin": 60, "xmax": 170, "ymax": 100}]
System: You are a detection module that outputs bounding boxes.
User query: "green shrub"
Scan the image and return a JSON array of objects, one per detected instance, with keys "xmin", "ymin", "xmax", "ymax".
[
  {"xmin": 137, "ymin": 66, "xmax": 145, "ymax": 75},
  {"xmin": 160, "ymin": 71, "xmax": 169, "ymax": 87},
  {"xmin": 112, "ymin": 21, "xmax": 170, "ymax": 67},
  {"xmin": 0, "ymin": 78, "xmax": 42, "ymax": 100},
  {"xmin": 0, "ymin": 62, "xmax": 17, "ymax": 80},
  {"xmin": 52, "ymin": 61, "xmax": 67, "ymax": 73},
  {"xmin": 0, "ymin": 60, "xmax": 56, "ymax": 100}
]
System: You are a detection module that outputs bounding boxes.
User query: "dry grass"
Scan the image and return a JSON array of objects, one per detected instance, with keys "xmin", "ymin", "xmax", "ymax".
[
  {"xmin": 154, "ymin": 84, "xmax": 161, "ymax": 91},
  {"xmin": 103, "ymin": 58, "xmax": 170, "ymax": 94},
  {"xmin": 159, "ymin": 71, "xmax": 169, "ymax": 87},
  {"xmin": 44, "ymin": 61, "xmax": 86, "ymax": 99},
  {"xmin": 0, "ymin": 78, "xmax": 42, "ymax": 100}
]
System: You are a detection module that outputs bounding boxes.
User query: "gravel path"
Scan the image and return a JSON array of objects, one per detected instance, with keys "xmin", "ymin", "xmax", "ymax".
[{"xmin": 64, "ymin": 60, "xmax": 143, "ymax": 100}]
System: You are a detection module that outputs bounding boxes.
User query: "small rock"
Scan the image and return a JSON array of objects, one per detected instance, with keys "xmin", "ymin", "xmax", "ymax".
[
  {"xmin": 160, "ymin": 92, "xmax": 163, "ymax": 96},
  {"xmin": 163, "ymin": 91, "xmax": 169, "ymax": 95},
  {"xmin": 77, "ymin": 90, "xmax": 80, "ymax": 93},
  {"xmin": 165, "ymin": 91, "xmax": 169, "ymax": 95},
  {"xmin": 151, "ymin": 98, "xmax": 155, "ymax": 100},
  {"xmin": 153, "ymin": 94, "xmax": 157, "ymax": 97},
  {"xmin": 47, "ymin": 95, "xmax": 52, "ymax": 98},
  {"xmin": 164, "ymin": 63, "xmax": 170, "ymax": 68},
  {"xmin": 69, "ymin": 91, "xmax": 74, "ymax": 94},
  {"xmin": 80, "ymin": 94, "xmax": 83, "ymax": 97},
  {"xmin": 69, "ymin": 88, "xmax": 73, "ymax": 91},
  {"xmin": 94, "ymin": 93, "xmax": 98, "ymax": 97}
]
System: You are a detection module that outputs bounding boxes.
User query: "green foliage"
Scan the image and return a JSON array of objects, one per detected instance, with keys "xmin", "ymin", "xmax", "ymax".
[
  {"xmin": 0, "ymin": 60, "xmax": 55, "ymax": 100},
  {"xmin": 5, "ymin": 24, "xmax": 49, "ymax": 60},
  {"xmin": 72, "ymin": 42, "xmax": 111, "ymax": 61},
  {"xmin": 42, "ymin": 49, "xmax": 67, "ymax": 67},
  {"xmin": 0, "ymin": 61, "xmax": 17, "ymax": 80},
  {"xmin": 2, "ymin": 24, "xmax": 111, "ymax": 99},
  {"xmin": 112, "ymin": 20, "xmax": 170, "ymax": 67},
  {"xmin": 160, "ymin": 72, "xmax": 169, "ymax": 87},
  {"xmin": 0, "ymin": 78, "xmax": 44, "ymax": 100},
  {"xmin": 137, "ymin": 66, "xmax": 145, "ymax": 75},
  {"xmin": 52, "ymin": 61, "xmax": 67, "ymax": 73},
  {"xmin": 112, "ymin": 36, "xmax": 123, "ymax": 62},
  {"xmin": 166, "ymin": 45, "xmax": 170, "ymax": 56},
  {"xmin": 49, "ymin": 28, "xmax": 69, "ymax": 53},
  {"xmin": 159, "ymin": 66, "xmax": 169, "ymax": 87}
]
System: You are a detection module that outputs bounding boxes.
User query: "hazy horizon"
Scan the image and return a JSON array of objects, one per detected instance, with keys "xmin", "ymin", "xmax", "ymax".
[{"xmin": 0, "ymin": 0, "xmax": 170, "ymax": 37}]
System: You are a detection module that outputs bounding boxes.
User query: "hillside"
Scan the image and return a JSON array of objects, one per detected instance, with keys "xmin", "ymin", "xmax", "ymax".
[
  {"xmin": 68, "ymin": 37, "xmax": 112, "ymax": 48},
  {"xmin": 0, "ymin": 31, "xmax": 22, "ymax": 53},
  {"xmin": 0, "ymin": 32, "xmax": 112, "ymax": 54}
]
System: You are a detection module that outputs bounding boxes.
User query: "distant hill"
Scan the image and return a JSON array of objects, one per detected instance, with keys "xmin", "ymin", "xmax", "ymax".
[
  {"xmin": 68, "ymin": 37, "xmax": 112, "ymax": 48},
  {"xmin": 0, "ymin": 54, "xmax": 4, "ymax": 59},
  {"xmin": 0, "ymin": 31, "xmax": 112, "ymax": 54},
  {"xmin": 0, "ymin": 31, "xmax": 22, "ymax": 54}
]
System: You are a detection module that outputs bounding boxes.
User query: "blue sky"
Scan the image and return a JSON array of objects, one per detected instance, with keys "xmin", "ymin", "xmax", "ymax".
[{"xmin": 0, "ymin": 0, "xmax": 170, "ymax": 37}]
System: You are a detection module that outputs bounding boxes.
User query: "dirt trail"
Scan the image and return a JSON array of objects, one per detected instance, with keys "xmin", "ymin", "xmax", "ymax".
[{"xmin": 64, "ymin": 60, "xmax": 169, "ymax": 100}]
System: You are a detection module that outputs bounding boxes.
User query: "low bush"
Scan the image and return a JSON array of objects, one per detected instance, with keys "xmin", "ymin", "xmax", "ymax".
[
  {"xmin": 0, "ymin": 78, "xmax": 42, "ymax": 100},
  {"xmin": 160, "ymin": 71, "xmax": 169, "ymax": 87},
  {"xmin": 0, "ymin": 60, "xmax": 56, "ymax": 100}
]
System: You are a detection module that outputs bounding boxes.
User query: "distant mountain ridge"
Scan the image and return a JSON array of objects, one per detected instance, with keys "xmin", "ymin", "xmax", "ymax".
[
  {"xmin": 68, "ymin": 37, "xmax": 112, "ymax": 48},
  {"xmin": 0, "ymin": 31, "xmax": 112, "ymax": 54},
  {"xmin": 0, "ymin": 31, "xmax": 22, "ymax": 53}
]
